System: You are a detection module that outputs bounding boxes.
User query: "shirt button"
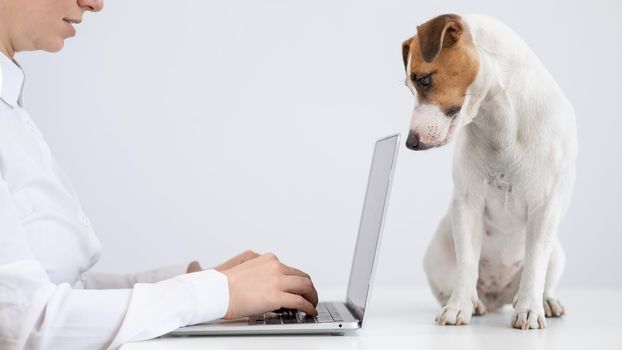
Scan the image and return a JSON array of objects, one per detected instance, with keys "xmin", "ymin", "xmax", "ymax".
[
  {"xmin": 80, "ymin": 213, "xmax": 90, "ymax": 227},
  {"xmin": 81, "ymin": 272, "xmax": 89, "ymax": 281}
]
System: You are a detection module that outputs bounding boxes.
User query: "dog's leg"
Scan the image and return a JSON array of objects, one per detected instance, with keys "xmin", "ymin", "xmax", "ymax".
[
  {"xmin": 434, "ymin": 197, "xmax": 484, "ymax": 326},
  {"xmin": 424, "ymin": 214, "xmax": 454, "ymax": 306},
  {"xmin": 543, "ymin": 240, "xmax": 566, "ymax": 317},
  {"xmin": 511, "ymin": 202, "xmax": 562, "ymax": 330}
]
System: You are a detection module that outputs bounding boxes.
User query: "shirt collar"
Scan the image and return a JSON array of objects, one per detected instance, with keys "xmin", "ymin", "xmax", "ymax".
[{"xmin": 0, "ymin": 52, "xmax": 25, "ymax": 108}]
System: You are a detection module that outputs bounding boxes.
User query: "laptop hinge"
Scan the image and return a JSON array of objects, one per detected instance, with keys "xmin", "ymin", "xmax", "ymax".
[{"xmin": 345, "ymin": 299, "xmax": 363, "ymax": 325}]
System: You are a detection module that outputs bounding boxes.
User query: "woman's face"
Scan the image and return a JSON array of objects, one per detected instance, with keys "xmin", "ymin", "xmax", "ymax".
[{"xmin": 0, "ymin": 0, "xmax": 103, "ymax": 55}]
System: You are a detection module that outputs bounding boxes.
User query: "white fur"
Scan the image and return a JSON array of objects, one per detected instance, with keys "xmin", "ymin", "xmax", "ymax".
[
  {"xmin": 409, "ymin": 15, "xmax": 577, "ymax": 329},
  {"xmin": 409, "ymin": 103, "xmax": 456, "ymax": 147}
]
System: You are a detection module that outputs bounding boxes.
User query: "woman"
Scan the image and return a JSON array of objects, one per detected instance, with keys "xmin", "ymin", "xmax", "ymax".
[{"xmin": 0, "ymin": 0, "xmax": 318, "ymax": 349}]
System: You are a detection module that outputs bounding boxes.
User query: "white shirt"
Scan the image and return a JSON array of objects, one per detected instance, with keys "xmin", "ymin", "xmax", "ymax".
[{"xmin": 0, "ymin": 53, "xmax": 229, "ymax": 350}]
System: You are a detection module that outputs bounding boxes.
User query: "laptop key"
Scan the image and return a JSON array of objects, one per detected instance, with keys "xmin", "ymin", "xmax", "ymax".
[
  {"xmin": 265, "ymin": 318, "xmax": 282, "ymax": 325},
  {"xmin": 282, "ymin": 317, "xmax": 299, "ymax": 324},
  {"xmin": 316, "ymin": 316, "xmax": 334, "ymax": 323},
  {"xmin": 248, "ymin": 319, "xmax": 267, "ymax": 325},
  {"xmin": 301, "ymin": 316, "xmax": 317, "ymax": 323}
]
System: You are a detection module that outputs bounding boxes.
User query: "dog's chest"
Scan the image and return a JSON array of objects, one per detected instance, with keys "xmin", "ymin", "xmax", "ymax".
[
  {"xmin": 485, "ymin": 172, "xmax": 513, "ymax": 192},
  {"xmin": 477, "ymin": 170, "xmax": 528, "ymax": 292},
  {"xmin": 478, "ymin": 228, "xmax": 525, "ymax": 293},
  {"xmin": 482, "ymin": 169, "xmax": 527, "ymax": 227}
]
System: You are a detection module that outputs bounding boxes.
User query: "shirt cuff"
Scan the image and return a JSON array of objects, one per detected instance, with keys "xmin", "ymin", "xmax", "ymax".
[{"xmin": 174, "ymin": 269, "xmax": 230, "ymax": 325}]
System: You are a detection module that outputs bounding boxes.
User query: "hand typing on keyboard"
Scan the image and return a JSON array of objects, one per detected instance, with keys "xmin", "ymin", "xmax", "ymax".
[
  {"xmin": 221, "ymin": 252, "xmax": 319, "ymax": 320},
  {"xmin": 248, "ymin": 303, "xmax": 342, "ymax": 325}
]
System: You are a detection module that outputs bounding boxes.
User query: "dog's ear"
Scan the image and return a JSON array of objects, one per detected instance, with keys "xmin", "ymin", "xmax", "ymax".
[
  {"xmin": 416, "ymin": 14, "xmax": 463, "ymax": 63},
  {"xmin": 402, "ymin": 37, "xmax": 413, "ymax": 73}
]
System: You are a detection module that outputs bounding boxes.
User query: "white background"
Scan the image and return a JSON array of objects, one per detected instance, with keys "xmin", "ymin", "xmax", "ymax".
[{"xmin": 17, "ymin": 0, "xmax": 622, "ymax": 291}]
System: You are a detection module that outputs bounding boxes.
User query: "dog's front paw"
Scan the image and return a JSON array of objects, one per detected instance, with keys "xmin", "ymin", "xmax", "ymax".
[
  {"xmin": 435, "ymin": 298, "xmax": 475, "ymax": 326},
  {"xmin": 543, "ymin": 297, "xmax": 565, "ymax": 318},
  {"xmin": 473, "ymin": 298, "xmax": 487, "ymax": 316},
  {"xmin": 511, "ymin": 296, "xmax": 546, "ymax": 330}
]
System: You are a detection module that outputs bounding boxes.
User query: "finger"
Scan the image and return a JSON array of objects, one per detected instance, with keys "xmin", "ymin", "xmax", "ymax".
[
  {"xmin": 187, "ymin": 261, "xmax": 203, "ymax": 273},
  {"xmin": 280, "ymin": 275, "xmax": 319, "ymax": 307},
  {"xmin": 260, "ymin": 252, "xmax": 279, "ymax": 262},
  {"xmin": 213, "ymin": 262, "xmax": 227, "ymax": 272},
  {"xmin": 279, "ymin": 265, "xmax": 317, "ymax": 306},
  {"xmin": 239, "ymin": 250, "xmax": 260, "ymax": 262},
  {"xmin": 234, "ymin": 252, "xmax": 276, "ymax": 269},
  {"xmin": 214, "ymin": 257, "xmax": 240, "ymax": 272},
  {"xmin": 279, "ymin": 292, "xmax": 317, "ymax": 316},
  {"xmin": 280, "ymin": 264, "xmax": 311, "ymax": 279},
  {"xmin": 223, "ymin": 250, "xmax": 260, "ymax": 269}
]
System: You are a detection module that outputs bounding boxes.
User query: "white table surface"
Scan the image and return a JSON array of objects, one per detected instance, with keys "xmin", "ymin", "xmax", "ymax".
[{"xmin": 121, "ymin": 287, "xmax": 622, "ymax": 350}]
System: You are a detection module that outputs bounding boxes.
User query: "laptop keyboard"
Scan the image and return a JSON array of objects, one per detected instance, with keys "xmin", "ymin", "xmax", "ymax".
[{"xmin": 248, "ymin": 303, "xmax": 344, "ymax": 325}]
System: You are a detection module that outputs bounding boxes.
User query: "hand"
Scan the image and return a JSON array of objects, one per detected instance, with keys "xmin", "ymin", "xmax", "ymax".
[
  {"xmin": 186, "ymin": 261, "xmax": 203, "ymax": 273},
  {"xmin": 214, "ymin": 250, "xmax": 260, "ymax": 272},
  {"xmin": 221, "ymin": 252, "xmax": 318, "ymax": 319},
  {"xmin": 186, "ymin": 250, "xmax": 260, "ymax": 274}
]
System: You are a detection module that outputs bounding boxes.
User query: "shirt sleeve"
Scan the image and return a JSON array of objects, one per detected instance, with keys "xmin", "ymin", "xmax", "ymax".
[
  {"xmin": 0, "ymin": 262, "xmax": 229, "ymax": 350},
  {"xmin": 83, "ymin": 263, "xmax": 190, "ymax": 289},
  {"xmin": 0, "ymin": 174, "xmax": 230, "ymax": 350}
]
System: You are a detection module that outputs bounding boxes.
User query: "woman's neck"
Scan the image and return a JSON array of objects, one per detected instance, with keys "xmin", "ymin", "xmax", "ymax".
[{"xmin": 0, "ymin": 34, "xmax": 15, "ymax": 58}]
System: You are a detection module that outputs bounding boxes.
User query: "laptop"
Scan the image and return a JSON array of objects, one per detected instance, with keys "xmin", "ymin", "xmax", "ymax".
[{"xmin": 169, "ymin": 133, "xmax": 400, "ymax": 336}]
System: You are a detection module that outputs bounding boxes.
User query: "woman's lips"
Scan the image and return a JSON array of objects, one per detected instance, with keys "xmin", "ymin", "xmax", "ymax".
[
  {"xmin": 63, "ymin": 18, "xmax": 82, "ymax": 24},
  {"xmin": 62, "ymin": 18, "xmax": 79, "ymax": 36}
]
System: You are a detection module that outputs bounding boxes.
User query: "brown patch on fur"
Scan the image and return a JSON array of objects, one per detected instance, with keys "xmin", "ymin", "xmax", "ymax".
[
  {"xmin": 417, "ymin": 14, "xmax": 463, "ymax": 63},
  {"xmin": 401, "ymin": 14, "xmax": 479, "ymax": 115}
]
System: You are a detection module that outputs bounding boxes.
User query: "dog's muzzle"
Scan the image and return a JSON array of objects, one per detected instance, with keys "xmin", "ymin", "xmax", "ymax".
[{"xmin": 405, "ymin": 131, "xmax": 420, "ymax": 150}]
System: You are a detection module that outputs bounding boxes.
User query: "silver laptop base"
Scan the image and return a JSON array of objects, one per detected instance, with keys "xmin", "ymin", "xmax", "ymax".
[{"xmin": 169, "ymin": 302, "xmax": 360, "ymax": 336}]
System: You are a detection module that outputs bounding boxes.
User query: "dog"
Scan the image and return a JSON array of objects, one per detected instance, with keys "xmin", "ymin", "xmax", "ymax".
[{"xmin": 401, "ymin": 14, "xmax": 577, "ymax": 329}]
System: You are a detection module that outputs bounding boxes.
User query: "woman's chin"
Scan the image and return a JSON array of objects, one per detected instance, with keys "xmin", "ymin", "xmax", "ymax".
[{"xmin": 41, "ymin": 38, "xmax": 65, "ymax": 53}]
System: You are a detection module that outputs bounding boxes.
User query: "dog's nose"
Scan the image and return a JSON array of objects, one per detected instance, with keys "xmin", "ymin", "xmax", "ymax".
[{"xmin": 405, "ymin": 131, "xmax": 420, "ymax": 150}]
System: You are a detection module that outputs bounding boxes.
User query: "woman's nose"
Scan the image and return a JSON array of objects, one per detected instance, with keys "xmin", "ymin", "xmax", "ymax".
[{"xmin": 78, "ymin": 0, "xmax": 104, "ymax": 12}]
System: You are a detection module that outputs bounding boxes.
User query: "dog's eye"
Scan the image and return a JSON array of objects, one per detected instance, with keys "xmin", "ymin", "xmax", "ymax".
[{"xmin": 416, "ymin": 75, "xmax": 431, "ymax": 88}]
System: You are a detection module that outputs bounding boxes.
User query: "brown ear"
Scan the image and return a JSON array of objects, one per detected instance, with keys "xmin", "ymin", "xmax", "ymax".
[
  {"xmin": 402, "ymin": 37, "xmax": 413, "ymax": 73},
  {"xmin": 416, "ymin": 14, "xmax": 463, "ymax": 63}
]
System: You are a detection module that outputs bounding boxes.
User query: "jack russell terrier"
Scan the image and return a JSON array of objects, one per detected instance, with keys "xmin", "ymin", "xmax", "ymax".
[{"xmin": 402, "ymin": 14, "xmax": 577, "ymax": 329}]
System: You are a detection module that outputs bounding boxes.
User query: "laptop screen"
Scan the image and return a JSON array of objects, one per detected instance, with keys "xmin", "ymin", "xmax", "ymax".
[{"xmin": 345, "ymin": 134, "xmax": 399, "ymax": 322}]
